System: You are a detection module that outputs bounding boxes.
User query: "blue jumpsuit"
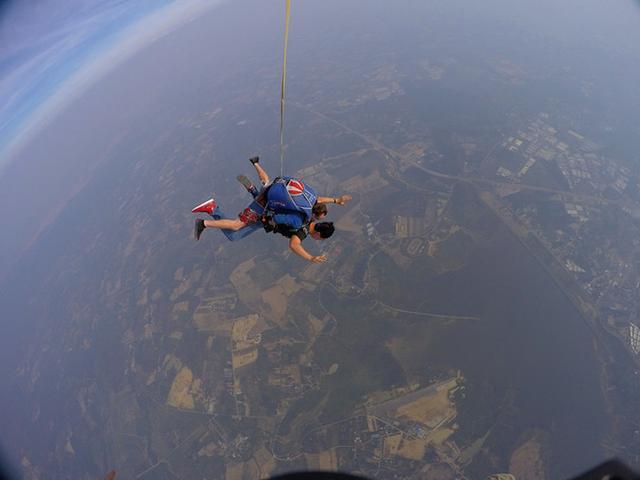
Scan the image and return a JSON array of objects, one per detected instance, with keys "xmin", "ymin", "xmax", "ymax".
[{"xmin": 212, "ymin": 177, "xmax": 314, "ymax": 241}]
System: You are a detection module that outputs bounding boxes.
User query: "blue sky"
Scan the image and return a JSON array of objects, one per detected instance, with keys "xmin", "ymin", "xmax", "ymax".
[{"xmin": 0, "ymin": 0, "xmax": 224, "ymax": 172}]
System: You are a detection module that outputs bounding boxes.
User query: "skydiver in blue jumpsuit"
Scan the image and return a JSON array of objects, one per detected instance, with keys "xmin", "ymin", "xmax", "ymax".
[{"xmin": 192, "ymin": 157, "xmax": 352, "ymax": 262}]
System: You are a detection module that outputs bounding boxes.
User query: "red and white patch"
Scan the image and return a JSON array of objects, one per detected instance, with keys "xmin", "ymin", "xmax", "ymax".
[{"xmin": 287, "ymin": 179, "xmax": 305, "ymax": 196}]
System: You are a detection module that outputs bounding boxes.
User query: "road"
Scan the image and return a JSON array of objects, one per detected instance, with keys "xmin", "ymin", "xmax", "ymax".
[
  {"xmin": 292, "ymin": 102, "xmax": 625, "ymax": 208},
  {"xmin": 376, "ymin": 301, "xmax": 481, "ymax": 321}
]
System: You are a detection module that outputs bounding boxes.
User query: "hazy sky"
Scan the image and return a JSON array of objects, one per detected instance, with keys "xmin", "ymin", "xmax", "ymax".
[
  {"xmin": 0, "ymin": 0, "xmax": 227, "ymax": 172},
  {"xmin": 3, "ymin": 0, "xmax": 640, "ymax": 175}
]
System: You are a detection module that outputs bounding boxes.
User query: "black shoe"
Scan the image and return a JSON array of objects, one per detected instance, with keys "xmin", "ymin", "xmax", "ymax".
[
  {"xmin": 194, "ymin": 219, "xmax": 206, "ymax": 241},
  {"xmin": 236, "ymin": 174, "xmax": 254, "ymax": 191},
  {"xmin": 249, "ymin": 156, "xmax": 260, "ymax": 165}
]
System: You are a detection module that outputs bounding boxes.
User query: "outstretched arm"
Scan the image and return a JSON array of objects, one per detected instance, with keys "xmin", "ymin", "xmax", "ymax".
[
  {"xmin": 289, "ymin": 236, "xmax": 327, "ymax": 263},
  {"xmin": 316, "ymin": 194, "xmax": 352, "ymax": 206}
]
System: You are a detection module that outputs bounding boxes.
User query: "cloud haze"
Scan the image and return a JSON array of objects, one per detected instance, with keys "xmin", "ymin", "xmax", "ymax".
[{"xmin": 0, "ymin": 0, "xmax": 226, "ymax": 173}]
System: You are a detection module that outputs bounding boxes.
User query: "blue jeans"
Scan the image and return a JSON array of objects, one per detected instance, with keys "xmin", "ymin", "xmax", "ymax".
[{"xmin": 210, "ymin": 186, "xmax": 267, "ymax": 242}]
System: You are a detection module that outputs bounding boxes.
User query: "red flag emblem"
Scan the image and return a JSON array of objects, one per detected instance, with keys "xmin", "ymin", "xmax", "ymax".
[{"xmin": 287, "ymin": 179, "xmax": 304, "ymax": 196}]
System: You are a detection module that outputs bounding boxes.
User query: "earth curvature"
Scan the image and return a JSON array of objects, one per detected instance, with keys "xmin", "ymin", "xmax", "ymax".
[{"xmin": 2, "ymin": 0, "xmax": 640, "ymax": 479}]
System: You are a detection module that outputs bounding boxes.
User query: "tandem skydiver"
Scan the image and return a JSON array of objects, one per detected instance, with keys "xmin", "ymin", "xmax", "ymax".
[{"xmin": 192, "ymin": 156, "xmax": 352, "ymax": 263}]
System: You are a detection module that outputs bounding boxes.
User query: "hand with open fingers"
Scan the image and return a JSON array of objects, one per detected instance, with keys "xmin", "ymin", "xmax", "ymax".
[
  {"xmin": 336, "ymin": 195, "xmax": 352, "ymax": 205},
  {"xmin": 310, "ymin": 254, "xmax": 327, "ymax": 263}
]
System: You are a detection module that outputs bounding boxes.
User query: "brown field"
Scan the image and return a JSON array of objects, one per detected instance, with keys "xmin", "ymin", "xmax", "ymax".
[
  {"xmin": 167, "ymin": 366, "xmax": 195, "ymax": 409},
  {"xmin": 193, "ymin": 311, "xmax": 233, "ymax": 333},
  {"xmin": 253, "ymin": 447, "xmax": 276, "ymax": 478},
  {"xmin": 370, "ymin": 378, "xmax": 458, "ymax": 427},
  {"xmin": 383, "ymin": 433, "xmax": 402, "ymax": 456},
  {"xmin": 305, "ymin": 449, "xmax": 337, "ymax": 470},
  {"xmin": 509, "ymin": 437, "xmax": 546, "ymax": 480},
  {"xmin": 230, "ymin": 258, "xmax": 262, "ymax": 306},
  {"xmin": 278, "ymin": 273, "xmax": 302, "ymax": 296},
  {"xmin": 397, "ymin": 437, "xmax": 426, "ymax": 461},
  {"xmin": 232, "ymin": 348, "xmax": 258, "ymax": 370},
  {"xmin": 395, "ymin": 383, "xmax": 454, "ymax": 428},
  {"xmin": 225, "ymin": 462, "xmax": 245, "ymax": 480},
  {"xmin": 232, "ymin": 314, "xmax": 259, "ymax": 344},
  {"xmin": 261, "ymin": 285, "xmax": 288, "ymax": 322}
]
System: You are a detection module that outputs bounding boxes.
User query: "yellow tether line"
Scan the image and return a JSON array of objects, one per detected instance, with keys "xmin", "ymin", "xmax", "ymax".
[{"xmin": 279, "ymin": 0, "xmax": 291, "ymax": 177}]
